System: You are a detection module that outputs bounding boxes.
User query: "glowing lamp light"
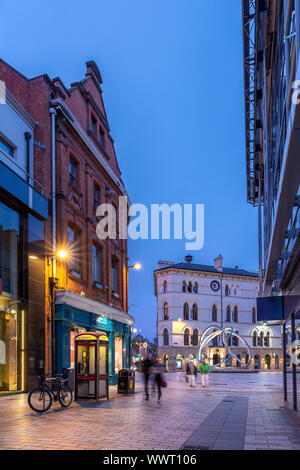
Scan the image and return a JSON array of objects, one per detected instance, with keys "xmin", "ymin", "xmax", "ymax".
[
  {"xmin": 57, "ymin": 249, "xmax": 68, "ymax": 259},
  {"xmin": 29, "ymin": 255, "xmax": 38, "ymax": 260},
  {"xmin": 133, "ymin": 263, "xmax": 141, "ymax": 270}
]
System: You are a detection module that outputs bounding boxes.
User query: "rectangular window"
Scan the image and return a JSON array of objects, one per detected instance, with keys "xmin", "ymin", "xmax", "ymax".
[
  {"xmin": 68, "ymin": 226, "xmax": 81, "ymax": 276},
  {"xmin": 111, "ymin": 258, "xmax": 118, "ymax": 294},
  {"xmin": 0, "ymin": 135, "xmax": 14, "ymax": 157},
  {"xmin": 91, "ymin": 116, "xmax": 97, "ymax": 136},
  {"xmin": 93, "ymin": 185, "xmax": 99, "ymax": 210},
  {"xmin": 99, "ymin": 128, "xmax": 104, "ymax": 147},
  {"xmin": 92, "ymin": 245, "xmax": 102, "ymax": 284},
  {"xmin": 69, "ymin": 158, "xmax": 77, "ymax": 186}
]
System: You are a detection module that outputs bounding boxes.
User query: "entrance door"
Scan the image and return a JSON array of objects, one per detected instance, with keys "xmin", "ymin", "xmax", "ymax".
[
  {"xmin": 98, "ymin": 342, "xmax": 109, "ymax": 399},
  {"xmin": 76, "ymin": 342, "xmax": 96, "ymax": 398}
]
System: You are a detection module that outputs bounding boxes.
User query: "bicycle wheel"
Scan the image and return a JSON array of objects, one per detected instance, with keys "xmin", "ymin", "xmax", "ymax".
[
  {"xmin": 28, "ymin": 387, "xmax": 52, "ymax": 413},
  {"xmin": 58, "ymin": 385, "xmax": 73, "ymax": 407}
]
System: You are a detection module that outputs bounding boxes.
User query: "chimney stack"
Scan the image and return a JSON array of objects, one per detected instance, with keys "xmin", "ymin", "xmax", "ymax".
[
  {"xmin": 157, "ymin": 260, "xmax": 174, "ymax": 269},
  {"xmin": 214, "ymin": 254, "xmax": 223, "ymax": 272},
  {"xmin": 185, "ymin": 255, "xmax": 193, "ymax": 264}
]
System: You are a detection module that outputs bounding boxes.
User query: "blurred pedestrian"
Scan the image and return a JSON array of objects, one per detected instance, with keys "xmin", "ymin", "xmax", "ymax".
[
  {"xmin": 185, "ymin": 362, "xmax": 191, "ymax": 384},
  {"xmin": 151, "ymin": 361, "xmax": 164, "ymax": 403},
  {"xmin": 190, "ymin": 363, "xmax": 197, "ymax": 388},
  {"xmin": 142, "ymin": 355, "xmax": 153, "ymax": 401},
  {"xmin": 199, "ymin": 359, "xmax": 211, "ymax": 388}
]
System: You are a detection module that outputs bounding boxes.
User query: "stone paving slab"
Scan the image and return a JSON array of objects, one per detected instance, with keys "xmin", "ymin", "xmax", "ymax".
[
  {"xmin": 0, "ymin": 373, "xmax": 299, "ymax": 450},
  {"xmin": 181, "ymin": 395, "xmax": 248, "ymax": 450}
]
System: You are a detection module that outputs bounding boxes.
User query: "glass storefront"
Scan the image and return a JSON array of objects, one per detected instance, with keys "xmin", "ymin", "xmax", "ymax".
[{"xmin": 0, "ymin": 202, "xmax": 22, "ymax": 392}]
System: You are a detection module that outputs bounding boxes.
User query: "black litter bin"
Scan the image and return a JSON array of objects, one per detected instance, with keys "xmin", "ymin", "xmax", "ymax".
[
  {"xmin": 62, "ymin": 367, "xmax": 75, "ymax": 391},
  {"xmin": 118, "ymin": 369, "xmax": 135, "ymax": 394}
]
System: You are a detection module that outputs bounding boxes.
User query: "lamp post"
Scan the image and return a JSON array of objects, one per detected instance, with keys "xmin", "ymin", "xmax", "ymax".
[
  {"xmin": 127, "ymin": 263, "xmax": 141, "ymax": 367},
  {"xmin": 49, "ymin": 247, "xmax": 68, "ymax": 375},
  {"xmin": 133, "ymin": 327, "xmax": 143, "ymax": 370}
]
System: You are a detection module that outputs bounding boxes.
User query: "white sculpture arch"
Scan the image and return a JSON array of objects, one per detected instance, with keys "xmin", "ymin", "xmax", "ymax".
[{"xmin": 197, "ymin": 325, "xmax": 252, "ymax": 368}]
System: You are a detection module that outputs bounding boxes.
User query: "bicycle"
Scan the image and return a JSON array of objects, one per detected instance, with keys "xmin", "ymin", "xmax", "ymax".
[{"xmin": 28, "ymin": 374, "xmax": 73, "ymax": 413}]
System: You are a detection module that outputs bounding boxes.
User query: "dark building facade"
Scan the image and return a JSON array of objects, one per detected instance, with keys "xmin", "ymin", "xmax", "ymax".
[{"xmin": 243, "ymin": 0, "xmax": 300, "ymax": 415}]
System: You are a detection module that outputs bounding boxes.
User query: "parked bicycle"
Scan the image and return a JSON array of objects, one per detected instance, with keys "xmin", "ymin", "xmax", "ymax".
[{"xmin": 28, "ymin": 374, "xmax": 73, "ymax": 413}]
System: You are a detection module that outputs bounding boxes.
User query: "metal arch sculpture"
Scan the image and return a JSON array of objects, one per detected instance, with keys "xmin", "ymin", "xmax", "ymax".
[{"xmin": 197, "ymin": 325, "xmax": 252, "ymax": 368}]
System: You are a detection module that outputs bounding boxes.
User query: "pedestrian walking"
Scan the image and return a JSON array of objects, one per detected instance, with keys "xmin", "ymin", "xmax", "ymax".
[
  {"xmin": 185, "ymin": 362, "xmax": 191, "ymax": 384},
  {"xmin": 151, "ymin": 361, "xmax": 165, "ymax": 403},
  {"xmin": 142, "ymin": 355, "xmax": 153, "ymax": 401},
  {"xmin": 190, "ymin": 363, "xmax": 197, "ymax": 388},
  {"xmin": 199, "ymin": 359, "xmax": 211, "ymax": 388}
]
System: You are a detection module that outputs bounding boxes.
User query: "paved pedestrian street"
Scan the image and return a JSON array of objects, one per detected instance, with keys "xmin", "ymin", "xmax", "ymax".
[{"xmin": 0, "ymin": 373, "xmax": 300, "ymax": 450}]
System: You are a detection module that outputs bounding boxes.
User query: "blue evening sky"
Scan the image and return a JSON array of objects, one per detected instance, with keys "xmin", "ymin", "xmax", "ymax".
[{"xmin": 1, "ymin": 0, "xmax": 258, "ymax": 340}]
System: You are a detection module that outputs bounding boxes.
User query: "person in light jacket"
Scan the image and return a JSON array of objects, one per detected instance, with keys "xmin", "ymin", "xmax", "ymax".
[
  {"xmin": 190, "ymin": 363, "xmax": 197, "ymax": 388},
  {"xmin": 199, "ymin": 359, "xmax": 211, "ymax": 388}
]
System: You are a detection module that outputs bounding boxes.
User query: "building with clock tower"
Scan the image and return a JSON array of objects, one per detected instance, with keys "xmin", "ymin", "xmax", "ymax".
[{"xmin": 154, "ymin": 255, "xmax": 282, "ymax": 371}]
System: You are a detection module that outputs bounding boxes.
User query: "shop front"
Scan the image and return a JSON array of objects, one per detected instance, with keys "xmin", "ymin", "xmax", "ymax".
[
  {"xmin": 55, "ymin": 290, "xmax": 134, "ymax": 385},
  {"xmin": 0, "ymin": 193, "xmax": 47, "ymax": 393}
]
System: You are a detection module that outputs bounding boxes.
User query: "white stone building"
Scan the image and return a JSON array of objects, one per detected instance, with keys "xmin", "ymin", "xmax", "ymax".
[{"xmin": 154, "ymin": 255, "xmax": 282, "ymax": 371}]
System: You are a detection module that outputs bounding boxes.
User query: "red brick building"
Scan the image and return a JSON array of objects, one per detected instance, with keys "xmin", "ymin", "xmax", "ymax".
[{"xmin": 0, "ymin": 59, "xmax": 134, "ymax": 388}]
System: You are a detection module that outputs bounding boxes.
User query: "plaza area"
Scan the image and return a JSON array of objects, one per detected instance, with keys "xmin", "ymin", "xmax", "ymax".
[{"xmin": 0, "ymin": 372, "xmax": 300, "ymax": 450}]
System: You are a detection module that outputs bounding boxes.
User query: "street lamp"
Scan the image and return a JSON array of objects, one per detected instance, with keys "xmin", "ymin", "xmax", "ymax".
[
  {"xmin": 57, "ymin": 248, "xmax": 68, "ymax": 260},
  {"xmin": 127, "ymin": 263, "xmax": 142, "ymax": 270}
]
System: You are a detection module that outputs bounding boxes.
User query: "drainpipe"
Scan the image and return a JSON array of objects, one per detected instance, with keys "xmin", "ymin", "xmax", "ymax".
[
  {"xmin": 50, "ymin": 107, "xmax": 57, "ymax": 375},
  {"xmin": 24, "ymin": 132, "xmax": 32, "ymax": 184}
]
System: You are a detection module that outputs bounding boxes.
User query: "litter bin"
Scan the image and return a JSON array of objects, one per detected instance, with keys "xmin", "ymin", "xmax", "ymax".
[
  {"xmin": 62, "ymin": 367, "xmax": 75, "ymax": 391},
  {"xmin": 118, "ymin": 369, "xmax": 135, "ymax": 394}
]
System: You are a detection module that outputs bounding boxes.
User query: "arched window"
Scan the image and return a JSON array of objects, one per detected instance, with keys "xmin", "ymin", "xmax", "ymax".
[
  {"xmin": 233, "ymin": 306, "xmax": 238, "ymax": 323},
  {"xmin": 193, "ymin": 282, "xmax": 198, "ymax": 293},
  {"xmin": 184, "ymin": 329, "xmax": 190, "ymax": 346},
  {"xmin": 265, "ymin": 331, "xmax": 270, "ymax": 347},
  {"xmin": 232, "ymin": 332, "xmax": 239, "ymax": 346},
  {"xmin": 212, "ymin": 304, "xmax": 217, "ymax": 322},
  {"xmin": 187, "ymin": 281, "xmax": 192, "ymax": 293},
  {"xmin": 259, "ymin": 331, "xmax": 264, "ymax": 347},
  {"xmin": 252, "ymin": 307, "xmax": 256, "ymax": 324},
  {"xmin": 254, "ymin": 354, "xmax": 261, "ymax": 369},
  {"xmin": 163, "ymin": 280, "xmax": 167, "ymax": 293},
  {"xmin": 176, "ymin": 354, "xmax": 184, "ymax": 369},
  {"xmin": 183, "ymin": 303, "xmax": 189, "ymax": 320},
  {"xmin": 265, "ymin": 354, "xmax": 271, "ymax": 370},
  {"xmin": 253, "ymin": 331, "xmax": 258, "ymax": 347},
  {"xmin": 163, "ymin": 329, "xmax": 169, "ymax": 346},
  {"xmin": 192, "ymin": 303, "xmax": 198, "ymax": 321},
  {"xmin": 226, "ymin": 305, "xmax": 231, "ymax": 322},
  {"xmin": 225, "ymin": 355, "xmax": 232, "ymax": 367},
  {"xmin": 182, "ymin": 281, "xmax": 186, "ymax": 292},
  {"xmin": 163, "ymin": 302, "xmax": 169, "ymax": 320},
  {"xmin": 225, "ymin": 285, "xmax": 230, "ymax": 296},
  {"xmin": 212, "ymin": 329, "xmax": 218, "ymax": 347},
  {"xmin": 192, "ymin": 329, "xmax": 198, "ymax": 346}
]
